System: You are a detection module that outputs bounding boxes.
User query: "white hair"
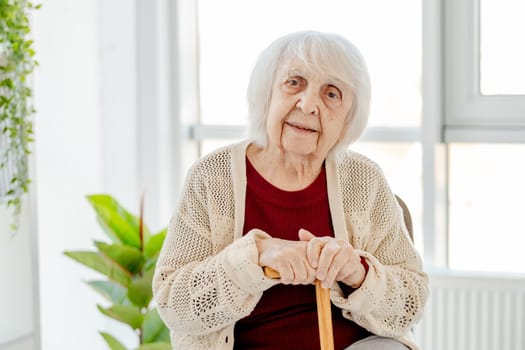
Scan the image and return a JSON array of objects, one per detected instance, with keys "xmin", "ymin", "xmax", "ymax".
[{"xmin": 246, "ymin": 31, "xmax": 371, "ymax": 158}]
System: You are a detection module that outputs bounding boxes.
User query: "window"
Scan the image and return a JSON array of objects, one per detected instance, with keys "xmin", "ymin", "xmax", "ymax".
[
  {"xmin": 195, "ymin": 0, "xmax": 423, "ymax": 249},
  {"xmin": 444, "ymin": 0, "xmax": 525, "ymax": 131},
  {"xmin": 448, "ymin": 144, "xmax": 525, "ymax": 273},
  {"xmin": 198, "ymin": 0, "xmax": 422, "ymax": 128},
  {"xmin": 443, "ymin": 0, "xmax": 525, "ymax": 273},
  {"xmin": 480, "ymin": 0, "xmax": 525, "ymax": 95},
  {"xmin": 175, "ymin": 0, "xmax": 525, "ymax": 274}
]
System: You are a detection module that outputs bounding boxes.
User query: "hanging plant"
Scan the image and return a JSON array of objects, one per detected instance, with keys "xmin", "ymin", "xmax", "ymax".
[{"xmin": 0, "ymin": 0, "xmax": 40, "ymax": 233}]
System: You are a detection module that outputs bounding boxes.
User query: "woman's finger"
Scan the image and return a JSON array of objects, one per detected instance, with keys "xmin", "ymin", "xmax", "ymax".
[
  {"xmin": 315, "ymin": 239, "xmax": 340, "ymax": 281},
  {"xmin": 279, "ymin": 263, "xmax": 294, "ymax": 284},
  {"xmin": 306, "ymin": 236, "xmax": 331, "ymax": 268},
  {"xmin": 298, "ymin": 228, "xmax": 316, "ymax": 241},
  {"xmin": 302, "ymin": 260, "xmax": 317, "ymax": 284},
  {"xmin": 307, "ymin": 239, "xmax": 323, "ymax": 268},
  {"xmin": 299, "ymin": 229, "xmax": 321, "ymax": 268},
  {"xmin": 322, "ymin": 250, "xmax": 347, "ymax": 287},
  {"xmin": 291, "ymin": 255, "xmax": 307, "ymax": 284}
]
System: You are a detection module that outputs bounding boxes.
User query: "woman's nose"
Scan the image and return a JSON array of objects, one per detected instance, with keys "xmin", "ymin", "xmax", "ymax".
[{"xmin": 296, "ymin": 89, "xmax": 320, "ymax": 116}]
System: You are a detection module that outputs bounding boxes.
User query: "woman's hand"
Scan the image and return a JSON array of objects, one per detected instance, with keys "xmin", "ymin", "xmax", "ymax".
[
  {"xmin": 299, "ymin": 229, "xmax": 366, "ymax": 288},
  {"xmin": 256, "ymin": 237, "xmax": 316, "ymax": 285}
]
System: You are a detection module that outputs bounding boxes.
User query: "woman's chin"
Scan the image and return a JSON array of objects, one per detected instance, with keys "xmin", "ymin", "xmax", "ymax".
[{"xmin": 281, "ymin": 143, "xmax": 318, "ymax": 158}]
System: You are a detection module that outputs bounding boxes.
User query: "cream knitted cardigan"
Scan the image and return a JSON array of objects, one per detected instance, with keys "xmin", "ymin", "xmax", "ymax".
[{"xmin": 153, "ymin": 141, "xmax": 429, "ymax": 350}]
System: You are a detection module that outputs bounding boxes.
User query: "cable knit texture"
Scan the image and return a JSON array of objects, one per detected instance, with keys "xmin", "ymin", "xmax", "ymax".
[{"xmin": 153, "ymin": 141, "xmax": 429, "ymax": 350}]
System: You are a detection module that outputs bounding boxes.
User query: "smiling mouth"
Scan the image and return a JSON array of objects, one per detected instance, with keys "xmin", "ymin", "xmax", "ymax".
[{"xmin": 285, "ymin": 121, "xmax": 318, "ymax": 132}]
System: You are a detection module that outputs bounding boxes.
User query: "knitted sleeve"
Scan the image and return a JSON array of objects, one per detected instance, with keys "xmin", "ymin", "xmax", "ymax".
[
  {"xmin": 152, "ymin": 150, "xmax": 277, "ymax": 339},
  {"xmin": 331, "ymin": 154, "xmax": 429, "ymax": 338}
]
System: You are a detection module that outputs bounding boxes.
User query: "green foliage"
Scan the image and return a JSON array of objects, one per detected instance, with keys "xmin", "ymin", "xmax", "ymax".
[
  {"xmin": 0, "ymin": 0, "xmax": 40, "ymax": 233},
  {"xmin": 64, "ymin": 194, "xmax": 170, "ymax": 349},
  {"xmin": 99, "ymin": 332, "xmax": 127, "ymax": 350}
]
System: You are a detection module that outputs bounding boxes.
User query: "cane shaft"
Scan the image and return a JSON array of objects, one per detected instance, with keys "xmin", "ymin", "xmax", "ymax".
[
  {"xmin": 315, "ymin": 279, "xmax": 334, "ymax": 350},
  {"xmin": 263, "ymin": 266, "xmax": 334, "ymax": 350}
]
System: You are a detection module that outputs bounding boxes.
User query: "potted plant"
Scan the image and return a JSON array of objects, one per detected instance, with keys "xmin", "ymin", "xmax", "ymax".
[{"xmin": 64, "ymin": 194, "xmax": 171, "ymax": 350}]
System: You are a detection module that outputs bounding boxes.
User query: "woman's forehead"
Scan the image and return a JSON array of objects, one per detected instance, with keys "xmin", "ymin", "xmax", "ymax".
[{"xmin": 277, "ymin": 59, "xmax": 348, "ymax": 87}]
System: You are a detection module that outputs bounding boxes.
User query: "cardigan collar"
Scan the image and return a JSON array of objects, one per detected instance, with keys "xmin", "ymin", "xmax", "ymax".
[{"xmin": 231, "ymin": 140, "xmax": 351, "ymax": 242}]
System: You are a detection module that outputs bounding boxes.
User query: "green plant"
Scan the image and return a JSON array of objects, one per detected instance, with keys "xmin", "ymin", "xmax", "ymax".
[
  {"xmin": 0, "ymin": 0, "xmax": 40, "ymax": 233},
  {"xmin": 64, "ymin": 194, "xmax": 171, "ymax": 350}
]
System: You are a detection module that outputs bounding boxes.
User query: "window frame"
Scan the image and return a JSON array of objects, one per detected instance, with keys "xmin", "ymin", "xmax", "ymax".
[
  {"xmin": 182, "ymin": 0, "xmax": 433, "ymax": 265},
  {"xmin": 444, "ymin": 0, "xmax": 525, "ymax": 143},
  {"xmin": 169, "ymin": 0, "xmax": 525, "ymax": 275}
]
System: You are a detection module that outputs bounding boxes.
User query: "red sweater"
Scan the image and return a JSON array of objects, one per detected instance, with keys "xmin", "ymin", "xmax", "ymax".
[{"xmin": 234, "ymin": 158, "xmax": 370, "ymax": 350}]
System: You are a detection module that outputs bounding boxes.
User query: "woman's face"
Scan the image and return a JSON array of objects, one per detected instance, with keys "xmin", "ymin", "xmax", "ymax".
[{"xmin": 265, "ymin": 58, "xmax": 354, "ymax": 160}]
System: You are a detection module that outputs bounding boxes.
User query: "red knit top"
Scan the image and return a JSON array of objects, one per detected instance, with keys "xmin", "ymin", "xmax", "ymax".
[{"xmin": 234, "ymin": 158, "xmax": 371, "ymax": 349}]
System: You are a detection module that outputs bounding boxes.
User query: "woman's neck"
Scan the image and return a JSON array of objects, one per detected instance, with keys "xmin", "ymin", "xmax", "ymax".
[{"xmin": 246, "ymin": 143, "xmax": 325, "ymax": 191}]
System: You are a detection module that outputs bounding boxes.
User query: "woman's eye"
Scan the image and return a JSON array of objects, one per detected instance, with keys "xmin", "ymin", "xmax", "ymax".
[
  {"xmin": 285, "ymin": 78, "xmax": 302, "ymax": 88},
  {"xmin": 326, "ymin": 89, "xmax": 341, "ymax": 100}
]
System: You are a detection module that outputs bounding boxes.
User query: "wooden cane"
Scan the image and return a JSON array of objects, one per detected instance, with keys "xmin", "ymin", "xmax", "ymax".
[{"xmin": 263, "ymin": 266, "xmax": 334, "ymax": 350}]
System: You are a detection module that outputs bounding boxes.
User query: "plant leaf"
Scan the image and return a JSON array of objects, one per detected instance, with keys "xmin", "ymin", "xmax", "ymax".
[
  {"xmin": 151, "ymin": 325, "xmax": 170, "ymax": 343},
  {"xmin": 142, "ymin": 308, "xmax": 170, "ymax": 343},
  {"xmin": 134, "ymin": 343, "xmax": 172, "ymax": 350},
  {"xmin": 95, "ymin": 241, "xmax": 145, "ymax": 274},
  {"xmin": 99, "ymin": 332, "xmax": 127, "ymax": 350},
  {"xmin": 87, "ymin": 194, "xmax": 141, "ymax": 249},
  {"xmin": 95, "ymin": 217, "xmax": 126, "ymax": 248},
  {"xmin": 97, "ymin": 304, "xmax": 143, "ymax": 330},
  {"xmin": 141, "ymin": 220, "xmax": 153, "ymax": 248},
  {"xmin": 0, "ymin": 78, "xmax": 14, "ymax": 89},
  {"xmin": 144, "ymin": 229, "xmax": 166, "ymax": 260},
  {"xmin": 143, "ymin": 257, "xmax": 158, "ymax": 272},
  {"xmin": 64, "ymin": 251, "xmax": 131, "ymax": 286},
  {"xmin": 86, "ymin": 280, "xmax": 129, "ymax": 305},
  {"xmin": 127, "ymin": 268, "xmax": 154, "ymax": 308}
]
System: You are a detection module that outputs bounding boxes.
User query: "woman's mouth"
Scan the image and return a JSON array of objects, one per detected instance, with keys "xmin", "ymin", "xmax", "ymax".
[{"xmin": 285, "ymin": 121, "xmax": 318, "ymax": 132}]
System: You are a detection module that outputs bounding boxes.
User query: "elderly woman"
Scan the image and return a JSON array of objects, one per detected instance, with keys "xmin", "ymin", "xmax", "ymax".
[{"xmin": 153, "ymin": 31, "xmax": 428, "ymax": 350}]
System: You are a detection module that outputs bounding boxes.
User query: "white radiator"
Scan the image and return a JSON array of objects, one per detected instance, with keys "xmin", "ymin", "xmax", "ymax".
[{"xmin": 413, "ymin": 273, "xmax": 525, "ymax": 350}]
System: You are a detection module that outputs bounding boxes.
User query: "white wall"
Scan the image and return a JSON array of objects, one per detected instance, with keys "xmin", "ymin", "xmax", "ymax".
[
  {"xmin": 33, "ymin": 1, "xmax": 142, "ymax": 349},
  {"xmin": 27, "ymin": 0, "xmax": 195, "ymax": 348},
  {"xmin": 0, "ymin": 200, "xmax": 36, "ymax": 350}
]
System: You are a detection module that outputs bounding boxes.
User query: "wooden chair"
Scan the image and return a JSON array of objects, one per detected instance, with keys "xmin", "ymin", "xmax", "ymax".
[{"xmin": 395, "ymin": 195, "xmax": 414, "ymax": 242}]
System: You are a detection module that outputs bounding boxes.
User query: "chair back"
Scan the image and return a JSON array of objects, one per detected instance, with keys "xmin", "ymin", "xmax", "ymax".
[{"xmin": 395, "ymin": 195, "xmax": 413, "ymax": 242}]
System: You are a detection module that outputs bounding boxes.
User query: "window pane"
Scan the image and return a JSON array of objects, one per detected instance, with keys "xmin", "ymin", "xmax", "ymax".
[
  {"xmin": 201, "ymin": 139, "xmax": 238, "ymax": 157},
  {"xmin": 349, "ymin": 142, "xmax": 423, "ymax": 253},
  {"xmin": 198, "ymin": 0, "xmax": 421, "ymax": 127},
  {"xmin": 480, "ymin": 0, "xmax": 525, "ymax": 95},
  {"xmin": 449, "ymin": 144, "xmax": 525, "ymax": 273}
]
